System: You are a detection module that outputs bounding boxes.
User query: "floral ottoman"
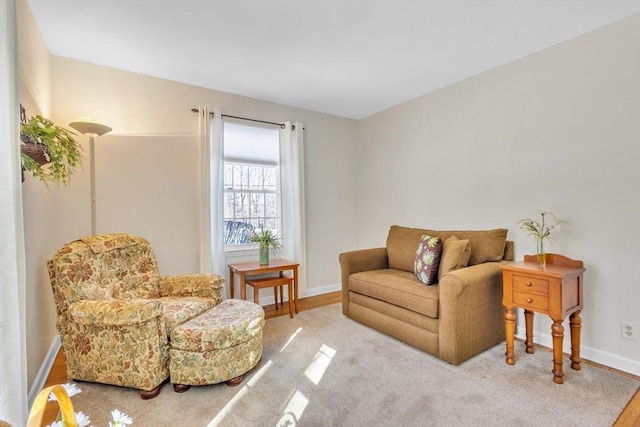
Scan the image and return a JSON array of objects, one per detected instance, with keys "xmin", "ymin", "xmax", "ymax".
[{"xmin": 169, "ymin": 299, "xmax": 265, "ymax": 391}]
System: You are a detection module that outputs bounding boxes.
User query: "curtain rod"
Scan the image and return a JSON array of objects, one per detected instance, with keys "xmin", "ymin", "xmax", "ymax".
[{"xmin": 191, "ymin": 108, "xmax": 286, "ymax": 129}]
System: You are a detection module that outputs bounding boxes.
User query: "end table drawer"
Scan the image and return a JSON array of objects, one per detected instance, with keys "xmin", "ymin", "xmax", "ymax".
[
  {"xmin": 513, "ymin": 291, "xmax": 549, "ymax": 311},
  {"xmin": 513, "ymin": 274, "xmax": 549, "ymax": 294}
]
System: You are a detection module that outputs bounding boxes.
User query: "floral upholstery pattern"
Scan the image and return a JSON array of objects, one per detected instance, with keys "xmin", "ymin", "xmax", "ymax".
[
  {"xmin": 170, "ymin": 299, "xmax": 265, "ymax": 386},
  {"xmin": 160, "ymin": 275, "xmax": 225, "ymax": 299},
  {"xmin": 171, "ymin": 299, "xmax": 265, "ymax": 352},
  {"xmin": 69, "ymin": 299, "xmax": 163, "ymax": 326},
  {"xmin": 48, "ymin": 233, "xmax": 226, "ymax": 393},
  {"xmin": 156, "ymin": 296, "xmax": 219, "ymax": 337}
]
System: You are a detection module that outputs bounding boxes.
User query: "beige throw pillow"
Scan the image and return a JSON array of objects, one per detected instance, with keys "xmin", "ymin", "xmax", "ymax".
[{"xmin": 438, "ymin": 235, "xmax": 471, "ymax": 281}]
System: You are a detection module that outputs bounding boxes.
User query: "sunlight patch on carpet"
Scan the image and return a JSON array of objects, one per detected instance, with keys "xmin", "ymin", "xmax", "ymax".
[
  {"xmin": 247, "ymin": 359, "xmax": 273, "ymax": 386},
  {"xmin": 282, "ymin": 389, "xmax": 309, "ymax": 423},
  {"xmin": 280, "ymin": 326, "xmax": 303, "ymax": 352},
  {"xmin": 206, "ymin": 360, "xmax": 274, "ymax": 426},
  {"xmin": 304, "ymin": 344, "xmax": 336, "ymax": 385}
]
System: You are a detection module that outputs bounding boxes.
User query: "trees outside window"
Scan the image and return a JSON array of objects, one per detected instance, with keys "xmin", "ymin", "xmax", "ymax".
[{"xmin": 223, "ymin": 122, "xmax": 280, "ymax": 247}]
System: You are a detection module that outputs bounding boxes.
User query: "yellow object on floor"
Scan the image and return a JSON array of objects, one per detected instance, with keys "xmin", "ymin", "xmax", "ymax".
[{"xmin": 27, "ymin": 384, "xmax": 77, "ymax": 427}]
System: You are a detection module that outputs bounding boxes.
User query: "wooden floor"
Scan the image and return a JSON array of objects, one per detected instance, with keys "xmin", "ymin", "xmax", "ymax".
[{"xmin": 41, "ymin": 291, "xmax": 640, "ymax": 426}]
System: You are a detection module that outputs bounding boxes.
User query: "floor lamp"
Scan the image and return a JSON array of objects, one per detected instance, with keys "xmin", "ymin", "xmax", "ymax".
[{"xmin": 69, "ymin": 118, "xmax": 112, "ymax": 236}]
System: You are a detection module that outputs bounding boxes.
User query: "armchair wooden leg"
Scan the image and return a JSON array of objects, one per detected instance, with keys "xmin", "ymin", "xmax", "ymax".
[
  {"xmin": 226, "ymin": 374, "xmax": 244, "ymax": 387},
  {"xmin": 140, "ymin": 384, "xmax": 162, "ymax": 399},
  {"xmin": 173, "ymin": 384, "xmax": 191, "ymax": 393}
]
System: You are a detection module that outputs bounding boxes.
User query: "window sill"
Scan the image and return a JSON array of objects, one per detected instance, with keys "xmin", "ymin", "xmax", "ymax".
[{"xmin": 224, "ymin": 247, "xmax": 258, "ymax": 259}]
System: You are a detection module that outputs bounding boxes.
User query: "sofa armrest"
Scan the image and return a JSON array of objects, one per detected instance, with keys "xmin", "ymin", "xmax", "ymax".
[
  {"xmin": 68, "ymin": 299, "xmax": 163, "ymax": 326},
  {"xmin": 159, "ymin": 274, "xmax": 224, "ymax": 301},
  {"xmin": 339, "ymin": 247, "xmax": 388, "ymax": 315},
  {"xmin": 438, "ymin": 261, "xmax": 507, "ymax": 364}
]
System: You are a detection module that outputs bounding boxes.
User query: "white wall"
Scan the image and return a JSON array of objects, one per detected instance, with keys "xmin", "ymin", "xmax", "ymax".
[
  {"xmin": 356, "ymin": 14, "xmax": 640, "ymax": 374},
  {"xmin": 17, "ymin": 0, "xmax": 61, "ymax": 392},
  {"xmin": 50, "ymin": 56, "xmax": 360, "ymax": 294},
  {"xmin": 17, "ymin": 0, "xmax": 49, "ymax": 117}
]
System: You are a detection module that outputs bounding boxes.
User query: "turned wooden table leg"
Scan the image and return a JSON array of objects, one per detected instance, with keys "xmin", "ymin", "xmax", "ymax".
[
  {"xmin": 524, "ymin": 310, "xmax": 535, "ymax": 354},
  {"xmin": 504, "ymin": 307, "xmax": 516, "ymax": 365},
  {"xmin": 551, "ymin": 320, "xmax": 565, "ymax": 384},
  {"xmin": 569, "ymin": 310, "xmax": 582, "ymax": 370}
]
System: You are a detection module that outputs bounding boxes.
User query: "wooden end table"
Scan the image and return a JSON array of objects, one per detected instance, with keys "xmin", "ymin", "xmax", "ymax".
[
  {"xmin": 501, "ymin": 253, "xmax": 585, "ymax": 384},
  {"xmin": 228, "ymin": 259, "xmax": 300, "ymax": 315}
]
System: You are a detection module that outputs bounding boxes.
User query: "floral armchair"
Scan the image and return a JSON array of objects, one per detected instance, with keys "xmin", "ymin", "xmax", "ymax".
[{"xmin": 47, "ymin": 233, "xmax": 224, "ymax": 399}]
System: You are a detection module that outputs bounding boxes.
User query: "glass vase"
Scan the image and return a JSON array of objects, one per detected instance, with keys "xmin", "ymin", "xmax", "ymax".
[
  {"xmin": 259, "ymin": 245, "xmax": 269, "ymax": 265},
  {"xmin": 536, "ymin": 239, "xmax": 546, "ymax": 266}
]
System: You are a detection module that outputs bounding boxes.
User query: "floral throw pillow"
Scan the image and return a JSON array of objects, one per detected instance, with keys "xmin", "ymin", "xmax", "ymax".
[{"xmin": 414, "ymin": 234, "xmax": 443, "ymax": 285}]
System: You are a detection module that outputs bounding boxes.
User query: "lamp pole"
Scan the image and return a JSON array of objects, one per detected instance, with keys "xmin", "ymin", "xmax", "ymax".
[
  {"xmin": 89, "ymin": 134, "xmax": 97, "ymax": 235},
  {"xmin": 69, "ymin": 119, "xmax": 112, "ymax": 235}
]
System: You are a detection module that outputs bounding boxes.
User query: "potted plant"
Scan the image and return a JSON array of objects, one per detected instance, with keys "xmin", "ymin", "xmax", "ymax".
[
  {"xmin": 517, "ymin": 211, "xmax": 569, "ymax": 265},
  {"xmin": 20, "ymin": 114, "xmax": 82, "ymax": 185},
  {"xmin": 249, "ymin": 226, "xmax": 281, "ymax": 265}
]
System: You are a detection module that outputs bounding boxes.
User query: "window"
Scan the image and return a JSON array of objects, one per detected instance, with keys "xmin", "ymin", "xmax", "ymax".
[{"xmin": 223, "ymin": 121, "xmax": 280, "ymax": 247}]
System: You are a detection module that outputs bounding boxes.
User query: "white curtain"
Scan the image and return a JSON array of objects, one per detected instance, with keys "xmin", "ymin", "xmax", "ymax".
[
  {"xmin": 198, "ymin": 107, "xmax": 227, "ymax": 293},
  {"xmin": 279, "ymin": 122, "xmax": 307, "ymax": 294},
  {"xmin": 0, "ymin": 0, "xmax": 29, "ymax": 424}
]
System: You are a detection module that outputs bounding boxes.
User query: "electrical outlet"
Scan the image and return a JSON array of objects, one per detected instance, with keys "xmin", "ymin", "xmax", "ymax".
[{"xmin": 621, "ymin": 321, "xmax": 637, "ymax": 341}]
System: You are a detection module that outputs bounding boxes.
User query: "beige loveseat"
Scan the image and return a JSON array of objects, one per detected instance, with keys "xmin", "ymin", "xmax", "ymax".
[{"xmin": 340, "ymin": 225, "xmax": 513, "ymax": 365}]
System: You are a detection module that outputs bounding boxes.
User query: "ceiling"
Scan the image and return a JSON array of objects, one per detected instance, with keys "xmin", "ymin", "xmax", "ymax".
[{"xmin": 26, "ymin": 1, "xmax": 640, "ymax": 120}]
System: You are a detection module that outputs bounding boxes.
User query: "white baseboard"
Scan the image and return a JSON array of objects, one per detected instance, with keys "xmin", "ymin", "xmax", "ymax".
[
  {"xmin": 304, "ymin": 283, "xmax": 341, "ymax": 297},
  {"xmin": 515, "ymin": 327, "xmax": 640, "ymax": 376},
  {"xmin": 28, "ymin": 335, "xmax": 61, "ymax": 409}
]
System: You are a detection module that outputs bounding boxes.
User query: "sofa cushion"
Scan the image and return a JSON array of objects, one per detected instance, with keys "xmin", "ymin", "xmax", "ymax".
[
  {"xmin": 170, "ymin": 299, "xmax": 264, "ymax": 352},
  {"xmin": 157, "ymin": 296, "xmax": 219, "ymax": 336},
  {"xmin": 387, "ymin": 226, "xmax": 428, "ymax": 272},
  {"xmin": 80, "ymin": 233, "xmax": 141, "ymax": 254},
  {"xmin": 424, "ymin": 229, "xmax": 507, "ymax": 265},
  {"xmin": 414, "ymin": 235, "xmax": 442, "ymax": 285},
  {"xmin": 348, "ymin": 269, "xmax": 439, "ymax": 318},
  {"xmin": 438, "ymin": 235, "xmax": 471, "ymax": 281},
  {"xmin": 387, "ymin": 226, "xmax": 507, "ymax": 269},
  {"xmin": 92, "ymin": 236, "xmax": 161, "ymax": 300}
]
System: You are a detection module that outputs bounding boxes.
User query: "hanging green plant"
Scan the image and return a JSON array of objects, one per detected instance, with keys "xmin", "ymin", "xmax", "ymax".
[{"xmin": 20, "ymin": 115, "xmax": 82, "ymax": 185}]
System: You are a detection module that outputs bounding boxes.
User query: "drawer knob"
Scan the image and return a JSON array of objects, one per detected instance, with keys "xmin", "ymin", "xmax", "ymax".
[
  {"xmin": 526, "ymin": 298, "xmax": 533, "ymax": 303},
  {"xmin": 525, "ymin": 282, "xmax": 532, "ymax": 287}
]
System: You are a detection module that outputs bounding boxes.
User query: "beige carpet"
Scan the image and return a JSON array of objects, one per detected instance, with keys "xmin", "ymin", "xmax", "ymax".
[{"xmin": 69, "ymin": 303, "xmax": 639, "ymax": 426}]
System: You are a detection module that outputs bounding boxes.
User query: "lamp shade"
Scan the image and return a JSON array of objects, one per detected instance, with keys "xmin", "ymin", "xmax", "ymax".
[{"xmin": 69, "ymin": 118, "xmax": 112, "ymax": 137}]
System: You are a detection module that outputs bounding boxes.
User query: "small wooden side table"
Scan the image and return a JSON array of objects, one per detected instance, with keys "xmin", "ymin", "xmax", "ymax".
[
  {"xmin": 228, "ymin": 259, "xmax": 300, "ymax": 315},
  {"xmin": 501, "ymin": 253, "xmax": 585, "ymax": 384},
  {"xmin": 246, "ymin": 276, "xmax": 294, "ymax": 318}
]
